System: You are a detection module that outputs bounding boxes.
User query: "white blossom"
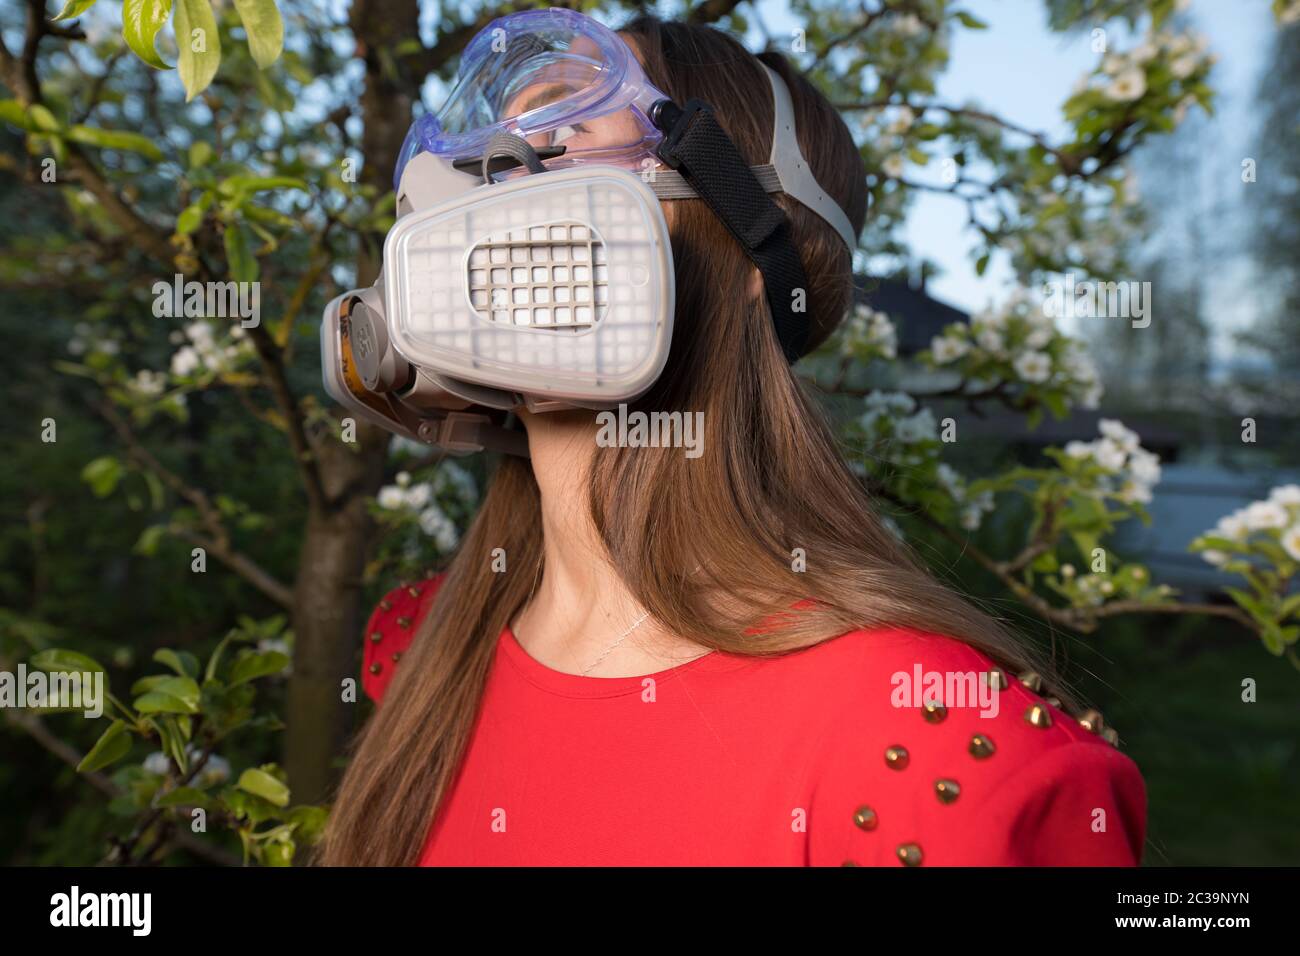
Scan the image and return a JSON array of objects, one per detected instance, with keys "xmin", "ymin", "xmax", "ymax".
[
  {"xmin": 975, "ymin": 327, "xmax": 1004, "ymax": 355},
  {"xmin": 1105, "ymin": 66, "xmax": 1147, "ymax": 102},
  {"xmin": 1268, "ymin": 484, "xmax": 1300, "ymax": 506},
  {"xmin": 419, "ymin": 504, "xmax": 460, "ymax": 551},
  {"xmin": 171, "ymin": 346, "xmax": 200, "ymax": 377},
  {"xmin": 930, "ymin": 335, "xmax": 969, "ymax": 364},
  {"xmin": 1243, "ymin": 501, "xmax": 1288, "ymax": 531},
  {"xmin": 1013, "ymin": 351, "xmax": 1052, "ymax": 384},
  {"xmin": 1099, "ymin": 418, "xmax": 1140, "ymax": 451},
  {"xmin": 1282, "ymin": 526, "xmax": 1300, "ymax": 562},
  {"xmin": 377, "ymin": 486, "xmax": 406, "ymax": 510},
  {"xmin": 1214, "ymin": 514, "xmax": 1249, "ymax": 541},
  {"xmin": 1170, "ymin": 54, "xmax": 1199, "ymax": 79}
]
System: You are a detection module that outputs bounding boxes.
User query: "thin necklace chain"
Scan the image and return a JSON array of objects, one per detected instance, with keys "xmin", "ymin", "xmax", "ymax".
[{"xmin": 580, "ymin": 610, "xmax": 651, "ymax": 676}]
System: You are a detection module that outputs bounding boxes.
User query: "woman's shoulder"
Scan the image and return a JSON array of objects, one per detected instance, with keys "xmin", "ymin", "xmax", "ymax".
[
  {"xmin": 786, "ymin": 625, "xmax": 1147, "ymax": 865},
  {"xmin": 361, "ymin": 574, "xmax": 446, "ymax": 702}
]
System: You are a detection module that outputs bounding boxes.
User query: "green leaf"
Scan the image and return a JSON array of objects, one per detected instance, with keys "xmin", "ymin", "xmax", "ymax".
[
  {"xmin": 82, "ymin": 455, "xmax": 124, "ymax": 497},
  {"xmin": 223, "ymin": 222, "xmax": 258, "ymax": 283},
  {"xmin": 229, "ymin": 650, "xmax": 290, "ymax": 686},
  {"xmin": 286, "ymin": 805, "xmax": 328, "ymax": 845},
  {"xmin": 188, "ymin": 140, "xmax": 213, "ymax": 169},
  {"xmin": 28, "ymin": 104, "xmax": 60, "ymax": 133},
  {"xmin": 175, "ymin": 192, "xmax": 212, "ymax": 235},
  {"xmin": 154, "ymin": 786, "xmax": 209, "ymax": 808},
  {"xmin": 133, "ymin": 524, "xmax": 169, "ymax": 556},
  {"xmin": 156, "ymin": 715, "xmax": 189, "ymax": 772},
  {"xmin": 219, "ymin": 174, "xmax": 309, "ymax": 196},
  {"xmin": 134, "ymin": 675, "xmax": 201, "ymax": 714},
  {"xmin": 130, "ymin": 674, "xmax": 172, "ymax": 696},
  {"xmin": 175, "ymin": 0, "xmax": 221, "ymax": 101},
  {"xmin": 65, "ymin": 125, "xmax": 163, "ymax": 160},
  {"xmin": 31, "ymin": 648, "xmax": 106, "ymax": 675},
  {"xmin": 53, "ymin": 0, "xmax": 99, "ymax": 20},
  {"xmin": 263, "ymin": 840, "xmax": 295, "ymax": 866},
  {"xmin": 78, "ymin": 720, "xmax": 132, "ymax": 773},
  {"xmin": 153, "ymin": 648, "xmax": 200, "ymax": 679},
  {"xmin": 237, "ymin": 767, "xmax": 290, "ymax": 807},
  {"xmin": 954, "ymin": 10, "xmax": 989, "ymax": 30},
  {"xmin": 233, "ymin": 0, "xmax": 284, "ymax": 69},
  {"xmin": 122, "ymin": 0, "xmax": 173, "ymax": 71},
  {"xmin": 0, "ymin": 100, "xmax": 28, "ymax": 128},
  {"xmin": 1226, "ymin": 587, "xmax": 1268, "ymax": 621},
  {"xmin": 133, "ymin": 692, "xmax": 194, "ymax": 715}
]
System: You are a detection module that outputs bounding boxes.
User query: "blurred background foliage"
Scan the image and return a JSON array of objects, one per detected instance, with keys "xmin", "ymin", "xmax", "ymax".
[{"xmin": 1, "ymin": 0, "xmax": 1297, "ymax": 864}]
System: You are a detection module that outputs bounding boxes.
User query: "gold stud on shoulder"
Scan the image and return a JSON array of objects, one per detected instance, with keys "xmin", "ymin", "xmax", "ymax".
[
  {"xmin": 1045, "ymin": 696, "xmax": 1062, "ymax": 709},
  {"xmin": 368, "ymin": 662, "xmax": 382, "ymax": 675},
  {"xmin": 922, "ymin": 700, "xmax": 947, "ymax": 723},
  {"xmin": 983, "ymin": 669, "xmax": 1009, "ymax": 691},
  {"xmin": 1024, "ymin": 703, "xmax": 1053, "ymax": 728},
  {"xmin": 852, "ymin": 805, "xmax": 879, "ymax": 831},
  {"xmin": 896, "ymin": 843, "xmax": 923, "ymax": 867},
  {"xmin": 379, "ymin": 599, "xmax": 393, "ymax": 612},
  {"xmin": 407, "ymin": 586, "xmax": 423, "ymax": 599},
  {"xmin": 884, "ymin": 745, "xmax": 910, "ymax": 770},
  {"xmin": 969, "ymin": 734, "xmax": 996, "ymax": 759},
  {"xmin": 1079, "ymin": 709, "xmax": 1105, "ymax": 734},
  {"xmin": 1017, "ymin": 670, "xmax": 1043, "ymax": 693},
  {"xmin": 397, "ymin": 616, "xmax": 413, "ymax": 628},
  {"xmin": 934, "ymin": 779, "xmax": 961, "ymax": 804},
  {"xmin": 369, "ymin": 631, "xmax": 383, "ymax": 643},
  {"xmin": 391, "ymin": 652, "xmax": 402, "ymax": 663}
]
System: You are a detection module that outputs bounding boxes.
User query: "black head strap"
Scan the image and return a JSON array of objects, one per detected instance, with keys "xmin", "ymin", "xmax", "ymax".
[{"xmin": 650, "ymin": 98, "xmax": 810, "ymax": 363}]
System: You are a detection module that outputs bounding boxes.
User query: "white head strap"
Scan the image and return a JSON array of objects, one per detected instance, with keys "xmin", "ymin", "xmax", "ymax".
[{"xmin": 647, "ymin": 65, "xmax": 859, "ymax": 253}]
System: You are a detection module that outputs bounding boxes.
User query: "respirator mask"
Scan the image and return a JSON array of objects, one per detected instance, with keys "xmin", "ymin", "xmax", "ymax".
[{"xmin": 321, "ymin": 7, "xmax": 858, "ymax": 456}]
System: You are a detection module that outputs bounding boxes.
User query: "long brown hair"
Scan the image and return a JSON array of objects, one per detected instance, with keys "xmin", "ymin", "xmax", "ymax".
[{"xmin": 321, "ymin": 16, "xmax": 1063, "ymax": 866}]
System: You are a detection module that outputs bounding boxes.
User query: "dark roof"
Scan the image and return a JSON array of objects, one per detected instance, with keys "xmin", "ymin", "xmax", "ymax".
[
  {"xmin": 952, "ymin": 407, "xmax": 1184, "ymax": 456},
  {"xmin": 855, "ymin": 276, "xmax": 969, "ymax": 356}
]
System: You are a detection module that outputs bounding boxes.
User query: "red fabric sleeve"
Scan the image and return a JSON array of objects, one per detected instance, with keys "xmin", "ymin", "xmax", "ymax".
[
  {"xmin": 961, "ymin": 740, "xmax": 1147, "ymax": 865},
  {"xmin": 805, "ymin": 628, "xmax": 1147, "ymax": 867},
  {"xmin": 361, "ymin": 575, "xmax": 446, "ymax": 703}
]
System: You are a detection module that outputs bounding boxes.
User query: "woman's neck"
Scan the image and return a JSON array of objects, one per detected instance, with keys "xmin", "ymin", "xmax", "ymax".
[{"xmin": 510, "ymin": 408, "xmax": 710, "ymax": 677}]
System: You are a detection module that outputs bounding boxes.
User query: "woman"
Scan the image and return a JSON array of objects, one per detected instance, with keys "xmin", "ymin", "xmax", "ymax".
[{"xmin": 321, "ymin": 11, "xmax": 1145, "ymax": 866}]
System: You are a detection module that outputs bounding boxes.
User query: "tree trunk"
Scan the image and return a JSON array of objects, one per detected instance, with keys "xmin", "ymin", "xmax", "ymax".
[
  {"xmin": 283, "ymin": 0, "xmax": 419, "ymax": 806},
  {"xmin": 285, "ymin": 425, "xmax": 388, "ymax": 805}
]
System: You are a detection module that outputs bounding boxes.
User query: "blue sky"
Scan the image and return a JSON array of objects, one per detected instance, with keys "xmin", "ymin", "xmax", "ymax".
[{"xmin": 756, "ymin": 0, "xmax": 1274, "ymax": 318}]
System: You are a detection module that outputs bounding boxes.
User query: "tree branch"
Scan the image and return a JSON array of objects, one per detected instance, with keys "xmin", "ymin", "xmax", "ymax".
[
  {"xmin": 2, "ymin": 709, "xmax": 241, "ymax": 866},
  {"xmin": 867, "ymin": 481, "xmax": 1256, "ymax": 635},
  {"xmin": 91, "ymin": 397, "xmax": 295, "ymax": 609},
  {"xmin": 244, "ymin": 324, "xmax": 327, "ymax": 514}
]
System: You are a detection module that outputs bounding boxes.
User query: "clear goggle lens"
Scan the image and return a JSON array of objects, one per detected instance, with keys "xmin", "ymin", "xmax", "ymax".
[{"xmin": 392, "ymin": 9, "xmax": 667, "ymax": 190}]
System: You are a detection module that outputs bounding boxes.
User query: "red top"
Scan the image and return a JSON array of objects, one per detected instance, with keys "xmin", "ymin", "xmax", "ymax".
[{"xmin": 362, "ymin": 578, "xmax": 1146, "ymax": 866}]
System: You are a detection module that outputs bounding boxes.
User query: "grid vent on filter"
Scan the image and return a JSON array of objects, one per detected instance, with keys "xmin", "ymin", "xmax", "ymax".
[{"xmin": 466, "ymin": 221, "xmax": 609, "ymax": 332}]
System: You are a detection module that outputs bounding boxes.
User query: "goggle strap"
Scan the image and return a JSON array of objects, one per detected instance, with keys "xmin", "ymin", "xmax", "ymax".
[
  {"xmin": 648, "ymin": 165, "xmax": 782, "ymax": 200},
  {"xmin": 652, "ymin": 97, "xmax": 811, "ymax": 362}
]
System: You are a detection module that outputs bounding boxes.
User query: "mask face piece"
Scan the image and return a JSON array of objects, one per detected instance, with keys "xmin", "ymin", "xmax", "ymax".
[
  {"xmin": 323, "ymin": 7, "xmax": 857, "ymax": 455},
  {"xmin": 384, "ymin": 163, "xmax": 674, "ymax": 406}
]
